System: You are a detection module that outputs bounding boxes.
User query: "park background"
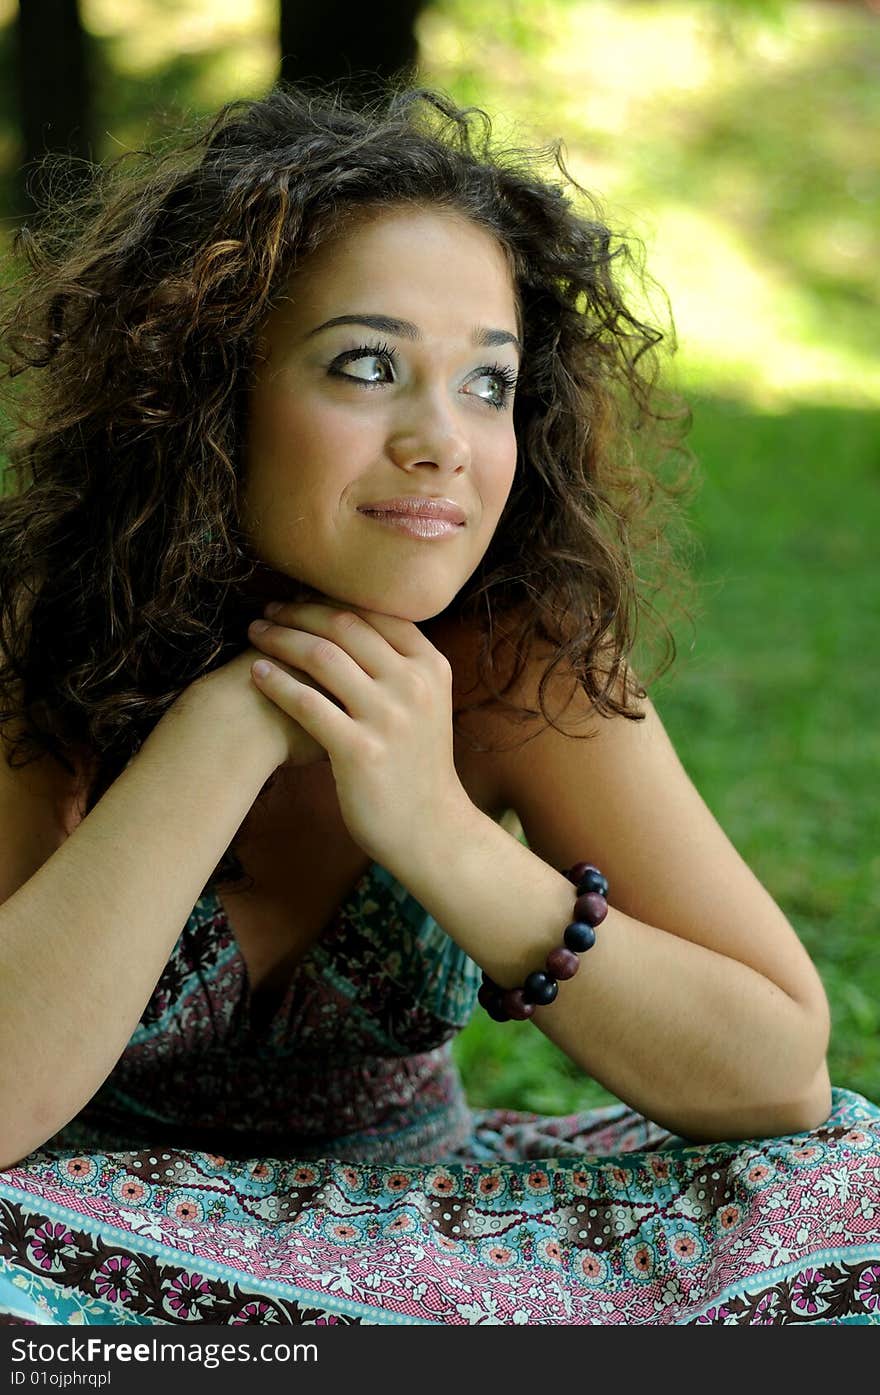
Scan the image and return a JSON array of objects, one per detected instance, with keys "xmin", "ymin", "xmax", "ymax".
[{"xmin": 1, "ymin": 0, "xmax": 877, "ymax": 1112}]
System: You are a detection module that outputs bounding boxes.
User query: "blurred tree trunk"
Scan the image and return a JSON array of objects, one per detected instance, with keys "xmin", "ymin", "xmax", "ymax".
[
  {"xmin": 15, "ymin": 0, "xmax": 93, "ymax": 217},
  {"xmin": 279, "ymin": 0, "xmax": 430, "ymax": 100}
]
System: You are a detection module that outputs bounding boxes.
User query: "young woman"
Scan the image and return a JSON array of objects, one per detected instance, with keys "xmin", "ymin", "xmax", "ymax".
[{"xmin": 0, "ymin": 84, "xmax": 877, "ymax": 1327}]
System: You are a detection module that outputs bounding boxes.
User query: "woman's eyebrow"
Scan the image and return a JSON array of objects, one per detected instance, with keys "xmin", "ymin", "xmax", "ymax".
[{"xmin": 306, "ymin": 313, "xmax": 523, "ymax": 359}]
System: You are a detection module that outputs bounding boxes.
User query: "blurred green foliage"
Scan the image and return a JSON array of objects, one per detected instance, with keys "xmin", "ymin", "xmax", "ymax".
[{"xmin": 420, "ymin": 0, "xmax": 880, "ymax": 405}]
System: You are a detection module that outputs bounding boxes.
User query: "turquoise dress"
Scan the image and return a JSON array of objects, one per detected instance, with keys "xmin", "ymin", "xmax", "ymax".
[{"xmin": 1, "ymin": 860, "xmax": 879, "ymax": 1325}]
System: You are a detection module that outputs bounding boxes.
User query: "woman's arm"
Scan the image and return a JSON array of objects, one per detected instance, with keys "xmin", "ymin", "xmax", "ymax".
[
  {"xmin": 241, "ymin": 600, "xmax": 831, "ymax": 1143},
  {"xmin": 0, "ymin": 652, "xmax": 294, "ymax": 1169},
  {"xmin": 387, "ymin": 672, "xmax": 832, "ymax": 1144}
]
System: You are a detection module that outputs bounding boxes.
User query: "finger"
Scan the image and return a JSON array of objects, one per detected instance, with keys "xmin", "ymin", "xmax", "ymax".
[
  {"xmin": 253, "ymin": 607, "xmax": 397, "ymax": 682},
  {"xmin": 265, "ymin": 600, "xmax": 431, "ymax": 663},
  {"xmin": 248, "ymin": 619, "xmax": 377, "ymax": 717},
  {"xmin": 250, "ymin": 659, "xmax": 353, "ymax": 753}
]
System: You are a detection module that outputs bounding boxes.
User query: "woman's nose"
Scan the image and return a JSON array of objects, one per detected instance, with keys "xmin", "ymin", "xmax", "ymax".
[{"xmin": 385, "ymin": 392, "xmax": 472, "ymax": 474}]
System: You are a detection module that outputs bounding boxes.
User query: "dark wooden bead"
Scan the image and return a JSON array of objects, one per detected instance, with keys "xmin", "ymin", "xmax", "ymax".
[
  {"xmin": 522, "ymin": 971, "xmax": 559, "ymax": 1006},
  {"xmin": 574, "ymin": 891, "xmax": 608, "ymax": 927},
  {"xmin": 576, "ymin": 868, "xmax": 609, "ymax": 897},
  {"xmin": 485, "ymin": 996, "xmax": 512, "ymax": 1022},
  {"xmin": 478, "ymin": 981, "xmax": 512, "ymax": 1021},
  {"xmin": 545, "ymin": 946, "xmax": 581, "ymax": 980},
  {"xmin": 564, "ymin": 921, "xmax": 596, "ymax": 953},
  {"xmin": 500, "ymin": 988, "xmax": 536, "ymax": 1021},
  {"xmin": 566, "ymin": 861, "xmax": 600, "ymax": 884}
]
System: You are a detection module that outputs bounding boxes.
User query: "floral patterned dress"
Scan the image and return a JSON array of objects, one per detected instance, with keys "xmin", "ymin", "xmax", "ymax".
[{"xmin": 1, "ymin": 859, "xmax": 879, "ymax": 1325}]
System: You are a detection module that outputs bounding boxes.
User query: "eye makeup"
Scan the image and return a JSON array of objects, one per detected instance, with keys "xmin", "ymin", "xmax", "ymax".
[{"xmin": 327, "ymin": 339, "xmax": 519, "ymax": 411}]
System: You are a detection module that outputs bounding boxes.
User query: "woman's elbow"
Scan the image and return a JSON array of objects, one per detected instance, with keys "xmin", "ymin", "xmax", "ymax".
[
  {"xmin": 786, "ymin": 1060, "xmax": 833, "ymax": 1135},
  {"xmin": 766, "ymin": 991, "xmax": 832, "ymax": 1134}
]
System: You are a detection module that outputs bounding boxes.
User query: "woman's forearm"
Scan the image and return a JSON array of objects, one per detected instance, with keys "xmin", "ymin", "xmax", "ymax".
[
  {"xmin": 388, "ymin": 804, "xmax": 832, "ymax": 1143},
  {"xmin": 0, "ymin": 681, "xmax": 280, "ymax": 1168}
]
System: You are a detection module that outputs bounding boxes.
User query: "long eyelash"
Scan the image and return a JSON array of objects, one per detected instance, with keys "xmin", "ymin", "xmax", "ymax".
[
  {"xmin": 331, "ymin": 340, "xmax": 397, "ymax": 377},
  {"xmin": 485, "ymin": 363, "xmax": 518, "ymax": 395},
  {"xmin": 330, "ymin": 341, "xmax": 518, "ymax": 408}
]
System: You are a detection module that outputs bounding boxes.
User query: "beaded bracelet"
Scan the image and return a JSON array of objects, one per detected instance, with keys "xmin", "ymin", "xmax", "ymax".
[{"xmin": 477, "ymin": 861, "xmax": 609, "ymax": 1022}]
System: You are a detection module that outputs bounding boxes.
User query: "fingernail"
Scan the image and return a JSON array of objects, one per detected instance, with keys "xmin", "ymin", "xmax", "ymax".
[
  {"xmin": 264, "ymin": 601, "xmax": 283, "ymax": 616},
  {"xmin": 250, "ymin": 618, "xmax": 271, "ymax": 633}
]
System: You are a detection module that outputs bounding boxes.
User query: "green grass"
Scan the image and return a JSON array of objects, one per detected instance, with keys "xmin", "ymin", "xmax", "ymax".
[{"xmin": 453, "ymin": 394, "xmax": 880, "ymax": 1111}]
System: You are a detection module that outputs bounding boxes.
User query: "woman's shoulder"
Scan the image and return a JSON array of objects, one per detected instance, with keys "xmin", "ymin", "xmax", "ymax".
[
  {"xmin": 0, "ymin": 595, "xmax": 100, "ymax": 845},
  {"xmin": 0, "ymin": 723, "xmax": 93, "ymax": 909}
]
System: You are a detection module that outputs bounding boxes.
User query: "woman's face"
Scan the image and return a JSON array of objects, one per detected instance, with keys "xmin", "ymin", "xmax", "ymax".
[{"xmin": 240, "ymin": 204, "xmax": 521, "ymax": 622}]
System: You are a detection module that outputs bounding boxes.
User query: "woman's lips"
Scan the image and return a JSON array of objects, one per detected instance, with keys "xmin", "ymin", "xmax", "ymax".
[
  {"xmin": 358, "ymin": 511, "xmax": 464, "ymax": 540},
  {"xmin": 357, "ymin": 497, "xmax": 467, "ymax": 525}
]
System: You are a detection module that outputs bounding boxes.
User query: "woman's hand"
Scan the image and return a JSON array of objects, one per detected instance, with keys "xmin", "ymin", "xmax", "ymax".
[
  {"xmin": 183, "ymin": 644, "xmax": 334, "ymax": 772},
  {"xmin": 245, "ymin": 600, "xmax": 471, "ymax": 867}
]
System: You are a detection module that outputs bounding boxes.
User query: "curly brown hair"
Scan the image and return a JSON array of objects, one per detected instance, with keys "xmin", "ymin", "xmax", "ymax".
[{"xmin": 0, "ymin": 81, "xmax": 698, "ymax": 889}]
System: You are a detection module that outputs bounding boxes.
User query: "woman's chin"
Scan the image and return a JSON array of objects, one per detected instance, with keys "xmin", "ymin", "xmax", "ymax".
[
  {"xmin": 240, "ymin": 561, "xmax": 457, "ymax": 624},
  {"xmin": 344, "ymin": 595, "xmax": 455, "ymax": 624}
]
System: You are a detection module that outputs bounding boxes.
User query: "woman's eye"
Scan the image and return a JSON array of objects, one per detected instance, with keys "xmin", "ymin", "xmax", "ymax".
[
  {"xmin": 467, "ymin": 367, "xmax": 518, "ymax": 410},
  {"xmin": 344, "ymin": 353, "xmax": 395, "ymax": 384},
  {"xmin": 329, "ymin": 341, "xmax": 396, "ymax": 385}
]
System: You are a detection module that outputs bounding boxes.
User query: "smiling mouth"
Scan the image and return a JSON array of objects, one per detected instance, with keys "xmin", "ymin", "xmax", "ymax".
[{"xmin": 358, "ymin": 511, "xmax": 464, "ymax": 539}]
